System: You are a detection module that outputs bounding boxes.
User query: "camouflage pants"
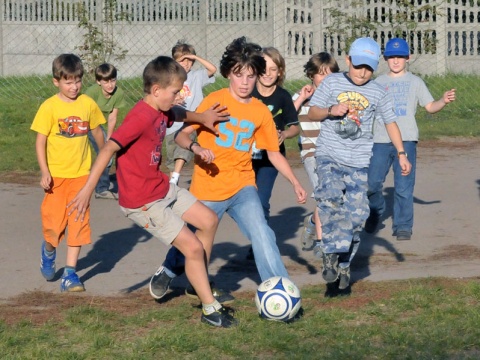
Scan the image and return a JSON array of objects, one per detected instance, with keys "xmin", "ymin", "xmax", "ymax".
[{"xmin": 315, "ymin": 156, "xmax": 370, "ymax": 265}]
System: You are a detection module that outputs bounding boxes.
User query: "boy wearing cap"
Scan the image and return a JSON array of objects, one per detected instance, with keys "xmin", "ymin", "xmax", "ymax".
[
  {"xmin": 365, "ymin": 38, "xmax": 456, "ymax": 241},
  {"xmin": 307, "ymin": 37, "xmax": 411, "ymax": 295}
]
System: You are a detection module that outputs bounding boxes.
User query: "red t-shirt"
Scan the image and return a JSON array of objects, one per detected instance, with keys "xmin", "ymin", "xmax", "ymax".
[{"xmin": 110, "ymin": 100, "xmax": 173, "ymax": 208}]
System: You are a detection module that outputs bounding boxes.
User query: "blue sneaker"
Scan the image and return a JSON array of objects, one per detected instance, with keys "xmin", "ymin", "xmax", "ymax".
[
  {"xmin": 60, "ymin": 271, "xmax": 85, "ymax": 292},
  {"xmin": 40, "ymin": 241, "xmax": 56, "ymax": 281}
]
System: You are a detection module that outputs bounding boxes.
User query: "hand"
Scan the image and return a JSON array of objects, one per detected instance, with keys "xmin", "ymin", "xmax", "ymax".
[
  {"xmin": 277, "ymin": 130, "xmax": 286, "ymax": 145},
  {"xmin": 299, "ymin": 84, "xmax": 315, "ymax": 101},
  {"xmin": 177, "ymin": 54, "xmax": 197, "ymax": 62},
  {"xmin": 331, "ymin": 103, "xmax": 348, "ymax": 117},
  {"xmin": 443, "ymin": 88, "xmax": 456, "ymax": 104},
  {"xmin": 67, "ymin": 187, "xmax": 93, "ymax": 222},
  {"xmin": 293, "ymin": 182, "xmax": 307, "ymax": 204},
  {"xmin": 200, "ymin": 103, "xmax": 230, "ymax": 136},
  {"xmin": 399, "ymin": 156, "xmax": 412, "ymax": 176},
  {"xmin": 40, "ymin": 171, "xmax": 52, "ymax": 191},
  {"xmin": 192, "ymin": 145, "xmax": 215, "ymax": 164}
]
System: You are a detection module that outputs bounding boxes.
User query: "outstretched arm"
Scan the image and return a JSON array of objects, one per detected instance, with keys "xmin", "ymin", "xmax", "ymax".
[
  {"xmin": 175, "ymin": 125, "xmax": 215, "ymax": 164},
  {"xmin": 266, "ymin": 151, "xmax": 307, "ymax": 204},
  {"xmin": 425, "ymin": 88, "xmax": 456, "ymax": 114},
  {"xmin": 67, "ymin": 140, "xmax": 120, "ymax": 221},
  {"xmin": 385, "ymin": 122, "xmax": 412, "ymax": 176},
  {"xmin": 171, "ymin": 103, "xmax": 229, "ymax": 136}
]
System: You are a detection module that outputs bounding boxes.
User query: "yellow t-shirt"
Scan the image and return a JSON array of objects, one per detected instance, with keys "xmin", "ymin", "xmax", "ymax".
[
  {"xmin": 30, "ymin": 94, "xmax": 105, "ymax": 178},
  {"xmin": 190, "ymin": 88, "xmax": 279, "ymax": 201}
]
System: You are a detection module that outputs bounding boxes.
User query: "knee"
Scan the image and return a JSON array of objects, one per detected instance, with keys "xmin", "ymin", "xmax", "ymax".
[
  {"xmin": 183, "ymin": 239, "xmax": 205, "ymax": 260},
  {"xmin": 197, "ymin": 208, "xmax": 219, "ymax": 232}
]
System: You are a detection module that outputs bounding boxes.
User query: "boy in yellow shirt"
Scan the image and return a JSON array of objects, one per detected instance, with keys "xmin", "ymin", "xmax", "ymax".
[{"xmin": 31, "ymin": 54, "xmax": 105, "ymax": 292}]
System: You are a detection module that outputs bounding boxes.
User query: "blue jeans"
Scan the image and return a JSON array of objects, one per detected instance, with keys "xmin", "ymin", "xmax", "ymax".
[
  {"xmin": 367, "ymin": 141, "xmax": 417, "ymax": 234},
  {"xmin": 252, "ymin": 162, "xmax": 278, "ymax": 221},
  {"xmin": 88, "ymin": 128, "xmax": 112, "ymax": 194},
  {"xmin": 163, "ymin": 186, "xmax": 289, "ymax": 281}
]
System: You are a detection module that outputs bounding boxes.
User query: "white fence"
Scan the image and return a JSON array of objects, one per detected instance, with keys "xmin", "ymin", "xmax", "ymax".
[{"xmin": 1, "ymin": 0, "xmax": 480, "ymax": 79}]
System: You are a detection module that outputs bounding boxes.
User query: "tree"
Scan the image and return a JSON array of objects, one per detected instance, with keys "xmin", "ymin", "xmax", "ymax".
[{"xmin": 75, "ymin": 0, "xmax": 129, "ymax": 77}]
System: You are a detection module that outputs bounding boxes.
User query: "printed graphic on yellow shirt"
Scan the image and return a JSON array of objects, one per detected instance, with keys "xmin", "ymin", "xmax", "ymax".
[
  {"xmin": 334, "ymin": 91, "xmax": 370, "ymax": 140},
  {"xmin": 57, "ymin": 116, "xmax": 89, "ymax": 138}
]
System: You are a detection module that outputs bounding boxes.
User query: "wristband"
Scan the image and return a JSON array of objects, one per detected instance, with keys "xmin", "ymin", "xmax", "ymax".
[
  {"xmin": 397, "ymin": 151, "xmax": 407, "ymax": 158},
  {"xmin": 188, "ymin": 141, "xmax": 200, "ymax": 152},
  {"xmin": 327, "ymin": 105, "xmax": 333, "ymax": 117}
]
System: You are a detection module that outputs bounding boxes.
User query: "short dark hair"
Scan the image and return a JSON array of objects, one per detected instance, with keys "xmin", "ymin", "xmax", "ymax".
[
  {"xmin": 219, "ymin": 37, "xmax": 265, "ymax": 78},
  {"xmin": 303, "ymin": 52, "xmax": 339, "ymax": 79},
  {"xmin": 95, "ymin": 63, "xmax": 117, "ymax": 81},
  {"xmin": 52, "ymin": 54, "xmax": 84, "ymax": 80},
  {"xmin": 171, "ymin": 40, "xmax": 196, "ymax": 60},
  {"xmin": 143, "ymin": 56, "xmax": 187, "ymax": 94}
]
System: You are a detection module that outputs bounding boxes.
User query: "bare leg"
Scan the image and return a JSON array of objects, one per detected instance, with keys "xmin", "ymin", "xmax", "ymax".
[
  {"xmin": 181, "ymin": 201, "xmax": 218, "ymax": 264},
  {"xmin": 172, "ymin": 226, "xmax": 215, "ymax": 304},
  {"xmin": 66, "ymin": 245, "xmax": 81, "ymax": 267}
]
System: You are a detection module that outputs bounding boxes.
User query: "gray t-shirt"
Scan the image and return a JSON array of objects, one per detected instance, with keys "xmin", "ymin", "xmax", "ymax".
[
  {"xmin": 167, "ymin": 68, "xmax": 215, "ymax": 135},
  {"xmin": 373, "ymin": 72, "xmax": 434, "ymax": 143},
  {"xmin": 309, "ymin": 72, "xmax": 397, "ymax": 168}
]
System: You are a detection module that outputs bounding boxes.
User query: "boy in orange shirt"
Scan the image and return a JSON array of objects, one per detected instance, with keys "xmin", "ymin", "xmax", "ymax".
[{"xmin": 149, "ymin": 37, "xmax": 307, "ymax": 301}]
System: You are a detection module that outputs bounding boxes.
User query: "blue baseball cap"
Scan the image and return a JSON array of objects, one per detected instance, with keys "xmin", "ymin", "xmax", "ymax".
[
  {"xmin": 384, "ymin": 38, "xmax": 410, "ymax": 57},
  {"xmin": 348, "ymin": 37, "xmax": 381, "ymax": 71}
]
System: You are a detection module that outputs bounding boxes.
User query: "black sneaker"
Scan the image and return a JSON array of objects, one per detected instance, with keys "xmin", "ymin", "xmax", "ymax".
[
  {"xmin": 321, "ymin": 253, "xmax": 339, "ymax": 283},
  {"xmin": 185, "ymin": 282, "xmax": 235, "ymax": 305},
  {"xmin": 396, "ymin": 230, "xmax": 412, "ymax": 241},
  {"xmin": 149, "ymin": 266, "xmax": 173, "ymax": 299},
  {"xmin": 364, "ymin": 212, "xmax": 380, "ymax": 233},
  {"xmin": 324, "ymin": 279, "xmax": 351, "ymax": 298},
  {"xmin": 201, "ymin": 306, "xmax": 238, "ymax": 328}
]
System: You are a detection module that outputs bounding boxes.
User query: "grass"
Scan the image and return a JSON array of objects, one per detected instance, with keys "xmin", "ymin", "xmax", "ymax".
[
  {"xmin": 1, "ymin": 277, "xmax": 480, "ymax": 359},
  {"xmin": 0, "ymin": 73, "xmax": 479, "ymax": 174}
]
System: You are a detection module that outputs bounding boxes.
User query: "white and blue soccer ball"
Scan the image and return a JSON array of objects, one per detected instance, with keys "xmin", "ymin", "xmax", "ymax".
[{"xmin": 255, "ymin": 276, "xmax": 302, "ymax": 321}]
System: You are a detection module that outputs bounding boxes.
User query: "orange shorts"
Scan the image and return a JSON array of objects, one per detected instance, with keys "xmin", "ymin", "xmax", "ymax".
[{"xmin": 41, "ymin": 175, "xmax": 91, "ymax": 247}]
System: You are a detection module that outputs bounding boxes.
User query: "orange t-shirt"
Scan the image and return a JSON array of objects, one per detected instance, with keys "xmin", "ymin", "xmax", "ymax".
[{"xmin": 190, "ymin": 88, "xmax": 279, "ymax": 201}]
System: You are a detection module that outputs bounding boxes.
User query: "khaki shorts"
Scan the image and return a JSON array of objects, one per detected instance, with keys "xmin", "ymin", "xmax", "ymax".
[
  {"xmin": 41, "ymin": 175, "xmax": 91, "ymax": 247},
  {"xmin": 120, "ymin": 184, "xmax": 197, "ymax": 246},
  {"xmin": 165, "ymin": 131, "xmax": 196, "ymax": 172}
]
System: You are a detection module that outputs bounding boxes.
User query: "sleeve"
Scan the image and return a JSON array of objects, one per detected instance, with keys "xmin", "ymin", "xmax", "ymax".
[
  {"xmin": 110, "ymin": 107, "xmax": 146, "ymax": 148},
  {"xmin": 199, "ymin": 68, "xmax": 215, "ymax": 86},
  {"xmin": 281, "ymin": 90, "xmax": 299, "ymax": 127},
  {"xmin": 30, "ymin": 101, "xmax": 53, "ymax": 136},
  {"xmin": 309, "ymin": 78, "xmax": 330, "ymax": 108},
  {"xmin": 88, "ymin": 99, "xmax": 107, "ymax": 129},
  {"xmin": 416, "ymin": 78, "xmax": 435, "ymax": 108},
  {"xmin": 112, "ymin": 87, "xmax": 128, "ymax": 110},
  {"xmin": 376, "ymin": 90, "xmax": 397, "ymax": 125}
]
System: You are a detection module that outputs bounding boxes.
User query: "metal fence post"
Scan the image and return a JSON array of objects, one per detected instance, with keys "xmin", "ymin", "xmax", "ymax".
[
  {"xmin": 436, "ymin": 2, "xmax": 447, "ymax": 75},
  {"xmin": 0, "ymin": 1, "xmax": 3, "ymax": 76}
]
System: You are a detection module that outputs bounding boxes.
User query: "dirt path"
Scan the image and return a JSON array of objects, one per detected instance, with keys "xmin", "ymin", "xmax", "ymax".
[{"xmin": 1, "ymin": 138, "xmax": 479, "ymax": 299}]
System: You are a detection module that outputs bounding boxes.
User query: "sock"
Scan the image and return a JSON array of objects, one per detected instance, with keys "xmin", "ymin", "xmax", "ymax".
[
  {"xmin": 202, "ymin": 300, "xmax": 222, "ymax": 315},
  {"xmin": 63, "ymin": 266, "xmax": 76, "ymax": 276},
  {"xmin": 169, "ymin": 172, "xmax": 180, "ymax": 184},
  {"xmin": 43, "ymin": 246, "xmax": 55, "ymax": 258}
]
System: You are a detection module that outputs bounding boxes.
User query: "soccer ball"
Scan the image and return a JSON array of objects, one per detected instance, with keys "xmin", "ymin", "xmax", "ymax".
[{"xmin": 255, "ymin": 276, "xmax": 302, "ymax": 321}]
